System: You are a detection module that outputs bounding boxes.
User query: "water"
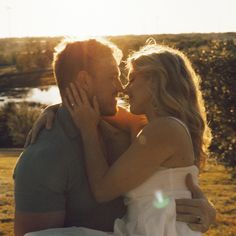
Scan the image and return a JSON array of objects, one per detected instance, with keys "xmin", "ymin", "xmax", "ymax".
[
  {"xmin": 0, "ymin": 85, "xmax": 61, "ymax": 106},
  {"xmin": 0, "ymin": 85, "xmax": 127, "ymax": 107}
]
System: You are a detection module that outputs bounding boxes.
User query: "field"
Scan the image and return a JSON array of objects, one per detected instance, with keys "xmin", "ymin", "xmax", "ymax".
[{"xmin": 0, "ymin": 151, "xmax": 235, "ymax": 236}]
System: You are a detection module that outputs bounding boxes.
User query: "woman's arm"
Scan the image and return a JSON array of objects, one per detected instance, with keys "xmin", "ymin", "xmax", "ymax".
[
  {"xmin": 99, "ymin": 120, "xmax": 131, "ymax": 165},
  {"xmin": 82, "ymin": 121, "xmax": 177, "ymax": 202},
  {"xmin": 103, "ymin": 106, "xmax": 147, "ymax": 140},
  {"xmin": 64, "ymin": 84, "xmax": 179, "ymax": 203}
]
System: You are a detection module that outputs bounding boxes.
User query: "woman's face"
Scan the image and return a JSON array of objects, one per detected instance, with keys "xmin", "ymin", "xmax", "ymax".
[{"xmin": 125, "ymin": 68, "xmax": 153, "ymax": 115}]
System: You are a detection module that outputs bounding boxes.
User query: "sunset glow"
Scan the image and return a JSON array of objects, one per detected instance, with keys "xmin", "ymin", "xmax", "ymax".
[{"xmin": 0, "ymin": 0, "xmax": 235, "ymax": 38}]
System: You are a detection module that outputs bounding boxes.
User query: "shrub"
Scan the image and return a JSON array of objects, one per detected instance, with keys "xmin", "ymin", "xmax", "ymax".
[{"xmin": 0, "ymin": 102, "xmax": 42, "ymax": 147}]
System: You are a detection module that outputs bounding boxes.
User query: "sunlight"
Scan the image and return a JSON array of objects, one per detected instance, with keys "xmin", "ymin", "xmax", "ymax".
[
  {"xmin": 26, "ymin": 86, "xmax": 61, "ymax": 104},
  {"xmin": 0, "ymin": 0, "xmax": 235, "ymax": 38}
]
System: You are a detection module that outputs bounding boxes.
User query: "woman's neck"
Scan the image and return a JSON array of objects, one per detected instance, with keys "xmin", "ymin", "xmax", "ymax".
[{"xmin": 145, "ymin": 107, "xmax": 169, "ymax": 122}]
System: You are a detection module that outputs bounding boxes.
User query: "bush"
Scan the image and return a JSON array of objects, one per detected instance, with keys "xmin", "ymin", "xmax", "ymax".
[
  {"xmin": 0, "ymin": 102, "xmax": 42, "ymax": 147},
  {"xmin": 185, "ymin": 40, "xmax": 236, "ymax": 167}
]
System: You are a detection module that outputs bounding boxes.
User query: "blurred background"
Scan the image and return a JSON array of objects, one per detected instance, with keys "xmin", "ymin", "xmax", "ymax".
[{"xmin": 0, "ymin": 0, "xmax": 235, "ymax": 235}]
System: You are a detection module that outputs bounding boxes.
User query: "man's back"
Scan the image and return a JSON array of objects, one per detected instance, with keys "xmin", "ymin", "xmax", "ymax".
[{"xmin": 14, "ymin": 107, "xmax": 125, "ymax": 235}]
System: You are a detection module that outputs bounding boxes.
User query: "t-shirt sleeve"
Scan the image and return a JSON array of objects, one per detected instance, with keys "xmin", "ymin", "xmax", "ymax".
[{"xmin": 13, "ymin": 146, "xmax": 69, "ymax": 212}]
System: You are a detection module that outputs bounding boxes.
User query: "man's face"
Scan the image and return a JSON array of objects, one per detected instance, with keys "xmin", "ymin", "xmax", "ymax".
[{"xmin": 91, "ymin": 56, "xmax": 123, "ymax": 116}]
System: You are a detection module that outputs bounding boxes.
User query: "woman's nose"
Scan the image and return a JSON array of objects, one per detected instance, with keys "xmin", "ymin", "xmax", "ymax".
[
  {"xmin": 113, "ymin": 79, "xmax": 124, "ymax": 93},
  {"xmin": 124, "ymin": 82, "xmax": 130, "ymax": 94}
]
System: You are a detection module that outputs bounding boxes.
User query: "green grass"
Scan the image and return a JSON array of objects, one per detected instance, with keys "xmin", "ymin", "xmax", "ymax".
[{"xmin": 0, "ymin": 154, "xmax": 235, "ymax": 236}]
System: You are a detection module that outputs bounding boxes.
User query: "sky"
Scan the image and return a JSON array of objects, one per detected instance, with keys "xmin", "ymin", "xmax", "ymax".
[{"xmin": 0, "ymin": 0, "xmax": 235, "ymax": 38}]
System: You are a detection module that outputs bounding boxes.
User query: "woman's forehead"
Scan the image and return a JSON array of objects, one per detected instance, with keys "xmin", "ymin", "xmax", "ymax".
[{"xmin": 128, "ymin": 69, "xmax": 144, "ymax": 78}]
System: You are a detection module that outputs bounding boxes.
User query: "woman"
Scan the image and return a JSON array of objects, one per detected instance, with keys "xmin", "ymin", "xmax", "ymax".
[{"xmin": 26, "ymin": 43, "xmax": 211, "ymax": 236}]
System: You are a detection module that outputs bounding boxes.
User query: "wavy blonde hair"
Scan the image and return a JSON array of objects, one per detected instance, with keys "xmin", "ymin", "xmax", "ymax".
[{"xmin": 127, "ymin": 42, "xmax": 212, "ymax": 169}]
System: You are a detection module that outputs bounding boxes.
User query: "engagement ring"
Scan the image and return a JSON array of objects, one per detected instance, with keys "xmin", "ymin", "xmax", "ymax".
[{"xmin": 196, "ymin": 216, "xmax": 202, "ymax": 224}]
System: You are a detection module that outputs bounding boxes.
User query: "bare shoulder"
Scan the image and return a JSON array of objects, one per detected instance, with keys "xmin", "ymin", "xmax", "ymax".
[
  {"xmin": 143, "ymin": 117, "xmax": 185, "ymax": 135},
  {"xmin": 140, "ymin": 117, "xmax": 188, "ymax": 146}
]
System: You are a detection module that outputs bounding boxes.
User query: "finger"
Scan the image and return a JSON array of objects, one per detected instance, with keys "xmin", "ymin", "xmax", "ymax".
[
  {"xmin": 24, "ymin": 130, "xmax": 32, "ymax": 148},
  {"xmin": 186, "ymin": 173, "xmax": 204, "ymax": 198},
  {"xmin": 31, "ymin": 123, "xmax": 42, "ymax": 144},
  {"xmin": 176, "ymin": 198, "xmax": 204, "ymax": 207},
  {"xmin": 93, "ymin": 96, "xmax": 100, "ymax": 115},
  {"xmin": 70, "ymin": 83, "xmax": 82, "ymax": 106},
  {"xmin": 176, "ymin": 214, "xmax": 201, "ymax": 223},
  {"xmin": 176, "ymin": 205, "xmax": 202, "ymax": 216},
  {"xmin": 66, "ymin": 87, "xmax": 76, "ymax": 109},
  {"xmin": 187, "ymin": 223, "xmax": 208, "ymax": 233},
  {"xmin": 78, "ymin": 87, "xmax": 89, "ymax": 106},
  {"xmin": 64, "ymin": 96, "xmax": 74, "ymax": 114},
  {"xmin": 46, "ymin": 114, "xmax": 54, "ymax": 130}
]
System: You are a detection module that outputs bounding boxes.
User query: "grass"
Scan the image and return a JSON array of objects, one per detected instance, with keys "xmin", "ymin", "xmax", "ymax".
[
  {"xmin": 0, "ymin": 153, "xmax": 18, "ymax": 236},
  {"xmin": 0, "ymin": 153, "xmax": 235, "ymax": 236}
]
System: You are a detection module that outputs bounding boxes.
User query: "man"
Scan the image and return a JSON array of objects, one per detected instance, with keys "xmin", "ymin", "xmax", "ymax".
[{"xmin": 14, "ymin": 38, "xmax": 216, "ymax": 236}]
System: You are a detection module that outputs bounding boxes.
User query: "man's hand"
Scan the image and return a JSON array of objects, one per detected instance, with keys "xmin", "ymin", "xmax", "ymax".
[
  {"xmin": 24, "ymin": 105, "xmax": 59, "ymax": 147},
  {"xmin": 176, "ymin": 173, "xmax": 216, "ymax": 233}
]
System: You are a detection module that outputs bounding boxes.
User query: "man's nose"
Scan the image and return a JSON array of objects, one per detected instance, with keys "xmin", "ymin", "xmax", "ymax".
[{"xmin": 113, "ymin": 79, "xmax": 124, "ymax": 93}]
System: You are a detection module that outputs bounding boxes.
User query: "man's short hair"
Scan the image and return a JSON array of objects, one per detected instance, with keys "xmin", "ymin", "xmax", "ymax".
[{"xmin": 52, "ymin": 38, "xmax": 122, "ymax": 97}]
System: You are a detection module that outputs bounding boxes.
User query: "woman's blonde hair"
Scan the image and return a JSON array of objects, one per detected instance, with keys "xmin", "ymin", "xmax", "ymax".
[{"xmin": 127, "ymin": 42, "xmax": 212, "ymax": 169}]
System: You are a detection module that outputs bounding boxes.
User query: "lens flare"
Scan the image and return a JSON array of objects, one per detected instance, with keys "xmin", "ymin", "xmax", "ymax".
[
  {"xmin": 138, "ymin": 134, "xmax": 146, "ymax": 145},
  {"xmin": 153, "ymin": 190, "xmax": 170, "ymax": 209}
]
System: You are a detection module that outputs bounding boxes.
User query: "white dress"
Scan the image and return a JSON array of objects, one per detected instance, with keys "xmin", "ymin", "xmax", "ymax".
[{"xmin": 25, "ymin": 118, "xmax": 201, "ymax": 236}]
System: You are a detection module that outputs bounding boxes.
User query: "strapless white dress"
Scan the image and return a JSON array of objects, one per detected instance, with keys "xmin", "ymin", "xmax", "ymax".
[{"xmin": 25, "ymin": 165, "xmax": 201, "ymax": 236}]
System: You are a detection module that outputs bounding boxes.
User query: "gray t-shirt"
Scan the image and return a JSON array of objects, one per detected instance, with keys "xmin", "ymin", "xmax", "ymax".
[{"xmin": 13, "ymin": 106, "xmax": 126, "ymax": 231}]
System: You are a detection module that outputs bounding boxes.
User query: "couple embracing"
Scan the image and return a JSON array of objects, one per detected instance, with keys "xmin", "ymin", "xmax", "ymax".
[{"xmin": 14, "ymin": 38, "xmax": 216, "ymax": 236}]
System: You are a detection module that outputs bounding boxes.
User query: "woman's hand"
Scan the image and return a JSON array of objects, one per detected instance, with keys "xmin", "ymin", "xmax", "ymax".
[
  {"xmin": 64, "ymin": 83, "xmax": 100, "ymax": 133},
  {"xmin": 24, "ymin": 104, "xmax": 59, "ymax": 147}
]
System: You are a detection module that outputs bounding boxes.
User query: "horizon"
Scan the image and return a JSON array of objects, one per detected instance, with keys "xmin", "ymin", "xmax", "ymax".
[
  {"xmin": 0, "ymin": 31, "xmax": 235, "ymax": 40},
  {"xmin": 0, "ymin": 0, "xmax": 235, "ymax": 39}
]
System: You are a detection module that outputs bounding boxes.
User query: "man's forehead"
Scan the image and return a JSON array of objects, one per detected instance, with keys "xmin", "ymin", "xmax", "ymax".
[
  {"xmin": 98, "ymin": 56, "xmax": 117, "ymax": 65},
  {"xmin": 96, "ymin": 57, "xmax": 119, "ymax": 73}
]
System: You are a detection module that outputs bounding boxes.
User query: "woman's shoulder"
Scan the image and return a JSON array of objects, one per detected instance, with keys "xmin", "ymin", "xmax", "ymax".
[
  {"xmin": 141, "ymin": 116, "xmax": 188, "ymax": 145},
  {"xmin": 144, "ymin": 116, "xmax": 185, "ymax": 133}
]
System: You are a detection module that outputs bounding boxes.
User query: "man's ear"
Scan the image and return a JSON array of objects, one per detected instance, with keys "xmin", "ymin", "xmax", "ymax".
[{"xmin": 75, "ymin": 71, "xmax": 93, "ymax": 94}]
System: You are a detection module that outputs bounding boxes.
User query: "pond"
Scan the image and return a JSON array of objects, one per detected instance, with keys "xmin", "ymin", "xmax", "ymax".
[
  {"xmin": 0, "ymin": 85, "xmax": 127, "ymax": 107},
  {"xmin": 0, "ymin": 85, "xmax": 62, "ymax": 106}
]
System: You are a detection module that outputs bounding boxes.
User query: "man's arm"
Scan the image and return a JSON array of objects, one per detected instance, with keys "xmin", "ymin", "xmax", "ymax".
[
  {"xmin": 14, "ymin": 142, "xmax": 70, "ymax": 236},
  {"xmin": 14, "ymin": 212, "xmax": 65, "ymax": 236},
  {"xmin": 176, "ymin": 173, "xmax": 217, "ymax": 233}
]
